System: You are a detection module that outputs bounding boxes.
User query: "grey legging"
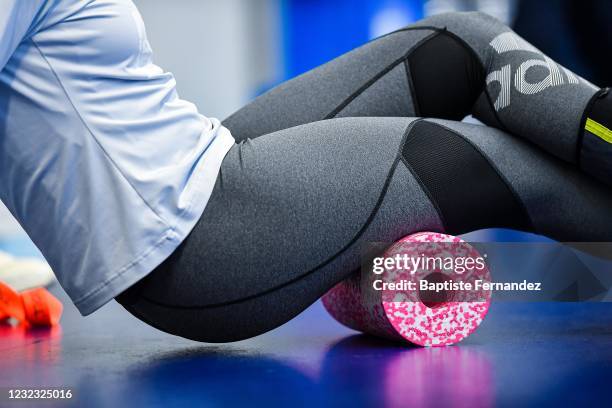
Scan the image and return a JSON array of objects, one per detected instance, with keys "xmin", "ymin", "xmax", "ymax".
[{"xmin": 116, "ymin": 12, "xmax": 612, "ymax": 342}]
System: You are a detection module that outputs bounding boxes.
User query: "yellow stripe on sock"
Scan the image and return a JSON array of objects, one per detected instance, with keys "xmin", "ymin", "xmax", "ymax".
[{"xmin": 585, "ymin": 118, "xmax": 612, "ymax": 144}]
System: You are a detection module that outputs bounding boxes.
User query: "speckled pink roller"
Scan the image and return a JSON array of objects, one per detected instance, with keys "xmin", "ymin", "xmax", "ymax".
[{"xmin": 322, "ymin": 232, "xmax": 491, "ymax": 346}]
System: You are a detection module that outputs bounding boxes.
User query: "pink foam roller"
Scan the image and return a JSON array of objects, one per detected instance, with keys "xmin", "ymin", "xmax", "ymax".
[{"xmin": 323, "ymin": 232, "xmax": 491, "ymax": 346}]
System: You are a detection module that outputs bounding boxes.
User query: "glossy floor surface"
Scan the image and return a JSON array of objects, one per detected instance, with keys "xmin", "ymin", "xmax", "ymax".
[{"xmin": 1, "ymin": 238, "xmax": 612, "ymax": 407}]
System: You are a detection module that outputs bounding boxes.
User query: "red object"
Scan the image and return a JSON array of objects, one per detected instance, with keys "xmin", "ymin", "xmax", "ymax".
[
  {"xmin": 21, "ymin": 288, "xmax": 63, "ymax": 326},
  {"xmin": 0, "ymin": 281, "xmax": 25, "ymax": 322},
  {"xmin": 0, "ymin": 281, "xmax": 62, "ymax": 327}
]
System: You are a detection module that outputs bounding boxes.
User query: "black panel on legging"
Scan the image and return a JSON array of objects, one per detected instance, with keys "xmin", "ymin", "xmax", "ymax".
[
  {"xmin": 401, "ymin": 121, "xmax": 532, "ymax": 234},
  {"xmin": 407, "ymin": 31, "xmax": 485, "ymax": 120}
]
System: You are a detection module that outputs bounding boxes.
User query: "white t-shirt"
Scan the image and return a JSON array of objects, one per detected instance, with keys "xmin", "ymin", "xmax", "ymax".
[{"xmin": 0, "ymin": 0, "xmax": 235, "ymax": 314}]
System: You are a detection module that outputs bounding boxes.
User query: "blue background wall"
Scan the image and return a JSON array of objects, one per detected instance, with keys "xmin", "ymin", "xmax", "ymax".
[{"xmin": 281, "ymin": 0, "xmax": 423, "ymax": 79}]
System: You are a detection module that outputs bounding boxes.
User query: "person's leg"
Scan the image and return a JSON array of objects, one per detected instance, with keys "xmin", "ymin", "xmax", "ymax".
[
  {"xmin": 118, "ymin": 117, "xmax": 612, "ymax": 342},
  {"xmin": 223, "ymin": 12, "xmax": 611, "ymax": 185}
]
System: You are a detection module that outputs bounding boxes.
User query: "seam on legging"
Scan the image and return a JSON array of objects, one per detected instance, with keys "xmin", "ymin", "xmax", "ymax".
[
  {"xmin": 482, "ymin": 88, "xmax": 509, "ymax": 132},
  {"xmin": 576, "ymin": 87, "xmax": 610, "ymax": 168},
  {"xmin": 403, "ymin": 59, "xmax": 421, "ymax": 117},
  {"xmin": 365, "ymin": 25, "xmax": 440, "ymax": 45},
  {"xmin": 420, "ymin": 119, "xmax": 535, "ymax": 233},
  {"xmin": 324, "ymin": 30, "xmax": 439, "ymax": 119},
  {"xmin": 141, "ymin": 120, "xmax": 424, "ymax": 310}
]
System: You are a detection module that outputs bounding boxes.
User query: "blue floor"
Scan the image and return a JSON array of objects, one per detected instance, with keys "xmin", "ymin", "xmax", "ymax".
[{"xmin": 2, "ymin": 239, "xmax": 612, "ymax": 407}]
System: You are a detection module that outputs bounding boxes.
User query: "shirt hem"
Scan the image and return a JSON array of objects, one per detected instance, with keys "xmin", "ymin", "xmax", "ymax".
[{"xmin": 74, "ymin": 128, "xmax": 235, "ymax": 315}]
